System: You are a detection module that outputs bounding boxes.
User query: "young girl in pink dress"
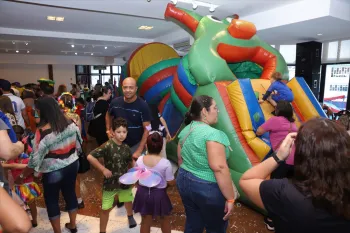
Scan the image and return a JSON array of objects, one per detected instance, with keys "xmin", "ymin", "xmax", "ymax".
[{"xmin": 133, "ymin": 132, "xmax": 175, "ymax": 233}]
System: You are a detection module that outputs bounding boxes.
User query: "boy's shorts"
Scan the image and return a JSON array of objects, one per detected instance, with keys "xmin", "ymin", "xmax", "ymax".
[{"xmin": 102, "ymin": 188, "xmax": 134, "ymax": 210}]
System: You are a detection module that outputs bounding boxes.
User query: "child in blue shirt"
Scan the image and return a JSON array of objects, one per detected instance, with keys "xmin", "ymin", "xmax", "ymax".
[{"xmin": 259, "ymin": 72, "xmax": 294, "ymax": 107}]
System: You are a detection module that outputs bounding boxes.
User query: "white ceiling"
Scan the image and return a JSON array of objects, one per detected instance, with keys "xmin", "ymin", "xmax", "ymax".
[
  {"xmin": 257, "ymin": 16, "xmax": 350, "ymax": 45},
  {"xmin": 0, "ymin": 0, "xmax": 349, "ymax": 59},
  {"xmin": 0, "ymin": 34, "xmax": 141, "ymax": 56}
]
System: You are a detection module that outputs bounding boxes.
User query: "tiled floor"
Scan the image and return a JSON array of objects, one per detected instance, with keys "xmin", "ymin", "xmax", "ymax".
[{"xmin": 30, "ymin": 206, "xmax": 183, "ymax": 233}]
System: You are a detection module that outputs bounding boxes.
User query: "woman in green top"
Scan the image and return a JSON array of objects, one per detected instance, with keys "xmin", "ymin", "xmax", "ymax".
[{"xmin": 177, "ymin": 95, "xmax": 236, "ymax": 233}]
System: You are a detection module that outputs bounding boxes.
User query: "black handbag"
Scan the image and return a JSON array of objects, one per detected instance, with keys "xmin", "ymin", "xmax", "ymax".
[{"xmin": 76, "ymin": 132, "xmax": 90, "ymax": 174}]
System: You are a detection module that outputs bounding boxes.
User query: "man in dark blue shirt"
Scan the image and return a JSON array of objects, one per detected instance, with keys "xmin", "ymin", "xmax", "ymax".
[{"xmin": 106, "ymin": 77, "xmax": 151, "ymax": 159}]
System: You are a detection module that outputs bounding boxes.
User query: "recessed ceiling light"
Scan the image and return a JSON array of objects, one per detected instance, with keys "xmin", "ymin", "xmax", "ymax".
[
  {"xmin": 12, "ymin": 41, "xmax": 15, "ymax": 44},
  {"xmin": 16, "ymin": 50, "xmax": 19, "ymax": 53},
  {"xmin": 138, "ymin": 26, "xmax": 154, "ymax": 30},
  {"xmin": 27, "ymin": 50, "xmax": 30, "ymax": 53},
  {"xmin": 317, "ymin": 33, "xmax": 323, "ymax": 36},
  {"xmin": 71, "ymin": 44, "xmax": 75, "ymax": 48},
  {"xmin": 25, "ymin": 42, "xmax": 28, "ymax": 45},
  {"xmin": 105, "ymin": 46, "xmax": 107, "ymax": 49},
  {"xmin": 55, "ymin": 17, "xmax": 64, "ymax": 22},
  {"xmin": 91, "ymin": 53, "xmax": 93, "ymax": 55},
  {"xmin": 47, "ymin": 16, "xmax": 56, "ymax": 21},
  {"xmin": 75, "ymin": 52, "xmax": 77, "ymax": 55}
]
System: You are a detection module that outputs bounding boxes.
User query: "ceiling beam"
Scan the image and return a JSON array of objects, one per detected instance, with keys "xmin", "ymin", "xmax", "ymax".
[{"xmin": 0, "ymin": 27, "xmax": 153, "ymax": 44}]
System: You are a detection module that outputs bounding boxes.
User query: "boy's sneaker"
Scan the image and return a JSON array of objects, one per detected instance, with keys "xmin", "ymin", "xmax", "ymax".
[
  {"xmin": 264, "ymin": 217, "xmax": 275, "ymax": 231},
  {"xmin": 128, "ymin": 215, "xmax": 137, "ymax": 228}
]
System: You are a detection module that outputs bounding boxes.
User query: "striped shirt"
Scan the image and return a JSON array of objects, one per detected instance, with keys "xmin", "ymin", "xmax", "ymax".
[
  {"xmin": 109, "ymin": 97, "xmax": 151, "ymax": 147},
  {"xmin": 27, "ymin": 122, "xmax": 81, "ymax": 173}
]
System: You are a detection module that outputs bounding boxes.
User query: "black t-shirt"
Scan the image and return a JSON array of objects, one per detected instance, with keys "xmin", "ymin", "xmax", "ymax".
[
  {"xmin": 88, "ymin": 99, "xmax": 109, "ymax": 138},
  {"xmin": 109, "ymin": 97, "xmax": 151, "ymax": 147},
  {"xmin": 260, "ymin": 178, "xmax": 350, "ymax": 233}
]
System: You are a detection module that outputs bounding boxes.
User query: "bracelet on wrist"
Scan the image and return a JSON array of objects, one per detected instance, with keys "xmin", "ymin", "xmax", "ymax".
[
  {"xmin": 227, "ymin": 199, "xmax": 235, "ymax": 203},
  {"xmin": 272, "ymin": 152, "xmax": 284, "ymax": 165}
]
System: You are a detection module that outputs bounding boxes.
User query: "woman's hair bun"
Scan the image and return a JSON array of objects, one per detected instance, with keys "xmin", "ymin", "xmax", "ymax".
[{"xmin": 184, "ymin": 111, "xmax": 193, "ymax": 125}]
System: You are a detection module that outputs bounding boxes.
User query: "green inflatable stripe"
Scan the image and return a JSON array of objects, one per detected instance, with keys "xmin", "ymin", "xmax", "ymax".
[
  {"xmin": 137, "ymin": 58, "xmax": 180, "ymax": 88},
  {"xmin": 149, "ymin": 87, "xmax": 171, "ymax": 104},
  {"xmin": 170, "ymin": 87, "xmax": 187, "ymax": 115},
  {"xmin": 159, "ymin": 87, "xmax": 170, "ymax": 99}
]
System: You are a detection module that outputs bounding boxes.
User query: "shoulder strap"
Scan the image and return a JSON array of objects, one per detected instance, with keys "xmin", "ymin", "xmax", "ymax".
[{"xmin": 180, "ymin": 123, "xmax": 204, "ymax": 148}]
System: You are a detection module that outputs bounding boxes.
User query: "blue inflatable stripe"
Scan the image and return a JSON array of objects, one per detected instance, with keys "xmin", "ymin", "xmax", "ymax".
[
  {"xmin": 144, "ymin": 76, "xmax": 173, "ymax": 104},
  {"xmin": 296, "ymin": 77, "xmax": 327, "ymax": 118},
  {"xmin": 177, "ymin": 60, "xmax": 197, "ymax": 96},
  {"xmin": 162, "ymin": 99, "xmax": 183, "ymax": 136},
  {"xmin": 238, "ymin": 79, "xmax": 271, "ymax": 148}
]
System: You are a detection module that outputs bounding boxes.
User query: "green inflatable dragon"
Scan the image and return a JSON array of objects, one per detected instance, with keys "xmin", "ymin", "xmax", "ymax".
[{"xmin": 163, "ymin": 3, "xmax": 290, "ymax": 211}]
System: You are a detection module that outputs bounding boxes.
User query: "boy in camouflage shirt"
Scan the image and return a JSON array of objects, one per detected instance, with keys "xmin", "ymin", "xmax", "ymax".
[{"xmin": 87, "ymin": 117, "xmax": 136, "ymax": 232}]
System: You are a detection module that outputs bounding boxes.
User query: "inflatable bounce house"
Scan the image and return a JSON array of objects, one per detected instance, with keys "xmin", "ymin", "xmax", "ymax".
[{"xmin": 120, "ymin": 3, "xmax": 327, "ymax": 209}]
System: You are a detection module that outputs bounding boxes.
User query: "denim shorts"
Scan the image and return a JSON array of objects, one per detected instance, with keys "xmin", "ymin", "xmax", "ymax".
[{"xmin": 42, "ymin": 160, "xmax": 79, "ymax": 220}]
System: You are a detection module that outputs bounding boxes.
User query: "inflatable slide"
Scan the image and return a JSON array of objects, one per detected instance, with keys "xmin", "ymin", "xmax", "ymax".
[{"xmin": 120, "ymin": 3, "xmax": 327, "ymax": 210}]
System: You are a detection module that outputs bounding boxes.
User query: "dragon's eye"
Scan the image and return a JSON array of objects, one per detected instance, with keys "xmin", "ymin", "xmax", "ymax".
[{"xmin": 208, "ymin": 15, "xmax": 222, "ymax": 23}]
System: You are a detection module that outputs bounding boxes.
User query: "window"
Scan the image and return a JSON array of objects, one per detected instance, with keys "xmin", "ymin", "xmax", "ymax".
[
  {"xmin": 287, "ymin": 66, "xmax": 295, "ymax": 80},
  {"xmin": 76, "ymin": 65, "xmax": 88, "ymax": 74},
  {"xmin": 340, "ymin": 40, "xmax": 350, "ymax": 59},
  {"xmin": 279, "ymin": 45, "xmax": 296, "ymax": 64},
  {"xmin": 76, "ymin": 65, "xmax": 122, "ymax": 89},
  {"xmin": 91, "ymin": 75, "xmax": 100, "ymax": 88},
  {"xmin": 327, "ymin": 41, "xmax": 338, "ymax": 60},
  {"xmin": 113, "ymin": 66, "xmax": 121, "ymax": 74},
  {"xmin": 113, "ymin": 75, "xmax": 121, "ymax": 87},
  {"xmin": 101, "ymin": 75, "xmax": 111, "ymax": 84},
  {"xmin": 323, "ymin": 64, "xmax": 350, "ymax": 111},
  {"xmin": 90, "ymin": 66, "xmax": 99, "ymax": 74},
  {"xmin": 101, "ymin": 66, "xmax": 111, "ymax": 74}
]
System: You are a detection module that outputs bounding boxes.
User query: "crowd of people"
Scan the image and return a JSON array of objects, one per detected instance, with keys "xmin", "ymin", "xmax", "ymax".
[{"xmin": 0, "ymin": 74, "xmax": 349, "ymax": 233}]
